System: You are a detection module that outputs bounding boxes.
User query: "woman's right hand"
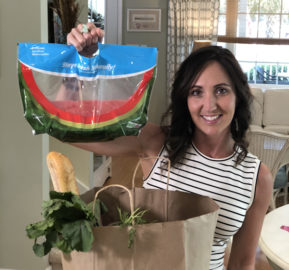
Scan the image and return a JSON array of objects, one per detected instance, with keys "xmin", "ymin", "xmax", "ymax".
[{"xmin": 67, "ymin": 22, "xmax": 104, "ymax": 57}]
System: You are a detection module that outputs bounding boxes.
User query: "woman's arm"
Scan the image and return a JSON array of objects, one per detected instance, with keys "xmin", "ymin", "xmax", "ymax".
[
  {"xmin": 71, "ymin": 135, "xmax": 141, "ymax": 157},
  {"xmin": 70, "ymin": 122, "xmax": 165, "ymax": 159},
  {"xmin": 227, "ymin": 163, "xmax": 273, "ymax": 270}
]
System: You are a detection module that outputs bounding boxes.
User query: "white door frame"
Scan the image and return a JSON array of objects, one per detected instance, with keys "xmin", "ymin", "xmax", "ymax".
[{"xmin": 105, "ymin": 0, "xmax": 122, "ymax": 44}]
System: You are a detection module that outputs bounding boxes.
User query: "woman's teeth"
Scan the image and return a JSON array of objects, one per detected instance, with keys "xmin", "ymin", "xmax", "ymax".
[{"xmin": 202, "ymin": 115, "xmax": 220, "ymax": 121}]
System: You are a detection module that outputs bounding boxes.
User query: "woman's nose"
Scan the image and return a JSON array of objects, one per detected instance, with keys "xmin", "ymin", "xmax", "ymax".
[{"xmin": 203, "ymin": 93, "xmax": 217, "ymax": 111}]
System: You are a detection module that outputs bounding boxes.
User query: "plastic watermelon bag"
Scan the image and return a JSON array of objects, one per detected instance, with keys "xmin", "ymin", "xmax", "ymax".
[{"xmin": 17, "ymin": 43, "xmax": 157, "ymax": 142}]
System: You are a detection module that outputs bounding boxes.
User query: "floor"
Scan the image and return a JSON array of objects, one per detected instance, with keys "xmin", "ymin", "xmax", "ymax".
[{"xmin": 104, "ymin": 156, "xmax": 276, "ymax": 270}]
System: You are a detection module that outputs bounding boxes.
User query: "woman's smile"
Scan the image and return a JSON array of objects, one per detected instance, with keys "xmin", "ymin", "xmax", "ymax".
[{"xmin": 201, "ymin": 114, "xmax": 222, "ymax": 123}]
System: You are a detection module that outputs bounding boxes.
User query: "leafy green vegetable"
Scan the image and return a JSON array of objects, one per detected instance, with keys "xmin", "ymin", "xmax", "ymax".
[
  {"xmin": 116, "ymin": 208, "xmax": 149, "ymax": 248},
  {"xmin": 26, "ymin": 190, "xmax": 151, "ymax": 256},
  {"xmin": 26, "ymin": 191, "xmax": 105, "ymax": 257},
  {"xmin": 60, "ymin": 220, "xmax": 93, "ymax": 251},
  {"xmin": 89, "ymin": 199, "xmax": 108, "ymax": 226}
]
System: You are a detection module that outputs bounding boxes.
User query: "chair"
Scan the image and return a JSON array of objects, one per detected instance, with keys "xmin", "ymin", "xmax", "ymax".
[{"xmin": 247, "ymin": 127, "xmax": 289, "ymax": 210}]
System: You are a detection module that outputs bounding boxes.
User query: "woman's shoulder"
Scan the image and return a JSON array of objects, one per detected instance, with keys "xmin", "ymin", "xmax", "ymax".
[
  {"xmin": 238, "ymin": 146, "xmax": 272, "ymax": 186},
  {"xmin": 254, "ymin": 163, "xmax": 273, "ymax": 208},
  {"xmin": 257, "ymin": 163, "xmax": 273, "ymax": 190}
]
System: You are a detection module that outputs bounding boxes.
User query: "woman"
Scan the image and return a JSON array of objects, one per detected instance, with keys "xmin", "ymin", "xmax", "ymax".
[{"xmin": 67, "ymin": 23, "xmax": 273, "ymax": 270}]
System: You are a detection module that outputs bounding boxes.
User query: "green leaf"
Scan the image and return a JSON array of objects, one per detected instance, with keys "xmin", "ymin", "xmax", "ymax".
[
  {"xmin": 87, "ymin": 199, "xmax": 108, "ymax": 226},
  {"xmin": 55, "ymin": 238, "xmax": 72, "ymax": 253},
  {"xmin": 26, "ymin": 218, "xmax": 55, "ymax": 239},
  {"xmin": 116, "ymin": 207, "xmax": 149, "ymax": 248},
  {"xmin": 93, "ymin": 199, "xmax": 103, "ymax": 226},
  {"xmin": 42, "ymin": 199, "xmax": 66, "ymax": 218},
  {"xmin": 61, "ymin": 220, "xmax": 94, "ymax": 252},
  {"xmin": 128, "ymin": 227, "xmax": 136, "ymax": 248},
  {"xmin": 71, "ymin": 195, "xmax": 94, "ymax": 221},
  {"xmin": 33, "ymin": 239, "xmax": 52, "ymax": 257},
  {"xmin": 49, "ymin": 190, "xmax": 74, "ymax": 201},
  {"xmin": 43, "ymin": 199, "xmax": 85, "ymax": 221},
  {"xmin": 46, "ymin": 230, "xmax": 59, "ymax": 244}
]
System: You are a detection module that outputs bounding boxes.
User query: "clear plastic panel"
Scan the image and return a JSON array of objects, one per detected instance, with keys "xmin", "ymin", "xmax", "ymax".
[{"xmin": 32, "ymin": 70, "xmax": 144, "ymax": 117}]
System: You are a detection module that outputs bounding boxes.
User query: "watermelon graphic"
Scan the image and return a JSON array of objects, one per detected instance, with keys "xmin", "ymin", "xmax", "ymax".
[{"xmin": 17, "ymin": 43, "xmax": 157, "ymax": 142}]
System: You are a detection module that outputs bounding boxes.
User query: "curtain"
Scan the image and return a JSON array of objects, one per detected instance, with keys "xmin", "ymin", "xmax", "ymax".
[{"xmin": 167, "ymin": 0, "xmax": 220, "ymax": 92}]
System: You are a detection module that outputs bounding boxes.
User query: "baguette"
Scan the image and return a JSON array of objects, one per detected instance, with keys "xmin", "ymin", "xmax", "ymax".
[{"xmin": 46, "ymin": 151, "xmax": 80, "ymax": 195}]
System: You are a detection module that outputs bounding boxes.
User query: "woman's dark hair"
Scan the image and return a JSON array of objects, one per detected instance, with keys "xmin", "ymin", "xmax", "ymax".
[{"xmin": 161, "ymin": 45, "xmax": 253, "ymax": 166}]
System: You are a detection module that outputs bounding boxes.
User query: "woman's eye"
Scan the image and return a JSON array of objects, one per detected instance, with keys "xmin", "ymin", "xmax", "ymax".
[
  {"xmin": 216, "ymin": 88, "xmax": 228, "ymax": 95},
  {"xmin": 189, "ymin": 89, "xmax": 202, "ymax": 96}
]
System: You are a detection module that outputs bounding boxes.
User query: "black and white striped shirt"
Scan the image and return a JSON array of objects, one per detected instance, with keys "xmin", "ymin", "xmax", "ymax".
[{"xmin": 143, "ymin": 144, "xmax": 260, "ymax": 270}]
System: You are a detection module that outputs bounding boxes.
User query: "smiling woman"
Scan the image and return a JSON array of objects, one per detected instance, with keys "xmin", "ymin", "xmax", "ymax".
[
  {"xmin": 141, "ymin": 45, "xmax": 273, "ymax": 270},
  {"xmin": 64, "ymin": 24, "xmax": 273, "ymax": 267}
]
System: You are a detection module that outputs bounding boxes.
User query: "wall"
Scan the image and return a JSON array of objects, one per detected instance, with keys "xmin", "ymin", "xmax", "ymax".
[
  {"xmin": 122, "ymin": 0, "xmax": 168, "ymax": 124},
  {"xmin": 0, "ymin": 1, "xmax": 47, "ymax": 269},
  {"xmin": 0, "ymin": 1, "xmax": 90, "ymax": 269},
  {"xmin": 0, "ymin": 1, "xmax": 167, "ymax": 269}
]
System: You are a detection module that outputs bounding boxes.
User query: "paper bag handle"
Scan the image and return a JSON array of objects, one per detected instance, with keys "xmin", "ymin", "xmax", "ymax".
[
  {"xmin": 131, "ymin": 156, "xmax": 171, "ymax": 221},
  {"xmin": 131, "ymin": 156, "xmax": 171, "ymax": 189},
  {"xmin": 93, "ymin": 184, "xmax": 135, "ymax": 225}
]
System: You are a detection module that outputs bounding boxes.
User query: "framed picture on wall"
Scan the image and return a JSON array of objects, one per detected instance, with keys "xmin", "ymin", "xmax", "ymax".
[{"xmin": 127, "ymin": 9, "xmax": 161, "ymax": 32}]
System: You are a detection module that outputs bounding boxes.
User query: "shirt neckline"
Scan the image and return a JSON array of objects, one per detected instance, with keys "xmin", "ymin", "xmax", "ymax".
[{"xmin": 192, "ymin": 143, "xmax": 237, "ymax": 162}]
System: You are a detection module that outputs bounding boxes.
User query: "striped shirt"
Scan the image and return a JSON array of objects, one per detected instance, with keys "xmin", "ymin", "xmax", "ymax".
[{"xmin": 143, "ymin": 144, "xmax": 260, "ymax": 270}]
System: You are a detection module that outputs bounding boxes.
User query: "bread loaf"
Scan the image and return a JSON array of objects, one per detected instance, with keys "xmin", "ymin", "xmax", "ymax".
[{"xmin": 46, "ymin": 151, "xmax": 80, "ymax": 195}]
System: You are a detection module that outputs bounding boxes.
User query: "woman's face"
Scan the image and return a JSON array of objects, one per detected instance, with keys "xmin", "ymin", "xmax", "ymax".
[{"xmin": 187, "ymin": 61, "xmax": 236, "ymax": 140}]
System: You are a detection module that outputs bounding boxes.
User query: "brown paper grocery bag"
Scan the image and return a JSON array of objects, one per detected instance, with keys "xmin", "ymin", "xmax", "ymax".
[{"xmin": 61, "ymin": 158, "xmax": 220, "ymax": 270}]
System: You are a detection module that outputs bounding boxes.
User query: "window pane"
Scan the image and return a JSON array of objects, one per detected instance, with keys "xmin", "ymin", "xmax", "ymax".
[
  {"xmin": 281, "ymin": 15, "xmax": 289, "ymax": 38},
  {"xmin": 239, "ymin": 62, "xmax": 256, "ymax": 82},
  {"xmin": 218, "ymin": 14, "xmax": 226, "ymax": 35},
  {"xmin": 255, "ymin": 63, "xmax": 278, "ymax": 84},
  {"xmin": 258, "ymin": 15, "xmax": 280, "ymax": 38},
  {"xmin": 235, "ymin": 44, "xmax": 258, "ymax": 62},
  {"xmin": 219, "ymin": 0, "xmax": 227, "ymax": 14},
  {"xmin": 238, "ymin": 0, "xmax": 248, "ymax": 13},
  {"xmin": 278, "ymin": 63, "xmax": 289, "ymax": 84},
  {"xmin": 243, "ymin": 62, "xmax": 289, "ymax": 85},
  {"xmin": 254, "ymin": 44, "xmax": 289, "ymax": 62},
  {"xmin": 248, "ymin": 0, "xmax": 260, "ymax": 14},
  {"xmin": 217, "ymin": 42, "xmax": 289, "ymax": 84},
  {"xmin": 259, "ymin": 0, "xmax": 281, "ymax": 13},
  {"xmin": 237, "ymin": 14, "xmax": 258, "ymax": 37},
  {"xmin": 283, "ymin": 0, "xmax": 289, "ymax": 13}
]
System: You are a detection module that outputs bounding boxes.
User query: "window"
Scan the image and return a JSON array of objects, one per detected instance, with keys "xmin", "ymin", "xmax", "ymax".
[
  {"xmin": 88, "ymin": 0, "xmax": 105, "ymax": 29},
  {"xmin": 217, "ymin": 0, "xmax": 289, "ymax": 85}
]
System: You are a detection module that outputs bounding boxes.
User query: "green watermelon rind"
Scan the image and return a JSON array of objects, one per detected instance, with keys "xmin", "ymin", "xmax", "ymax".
[{"xmin": 17, "ymin": 62, "xmax": 156, "ymax": 142}]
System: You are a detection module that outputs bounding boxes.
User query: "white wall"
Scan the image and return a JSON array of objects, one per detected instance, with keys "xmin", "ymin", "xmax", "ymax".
[
  {"xmin": 0, "ymin": 1, "xmax": 167, "ymax": 269},
  {"xmin": 122, "ymin": 0, "xmax": 168, "ymax": 124},
  {"xmin": 0, "ymin": 1, "xmax": 47, "ymax": 269},
  {"xmin": 0, "ymin": 1, "xmax": 90, "ymax": 269}
]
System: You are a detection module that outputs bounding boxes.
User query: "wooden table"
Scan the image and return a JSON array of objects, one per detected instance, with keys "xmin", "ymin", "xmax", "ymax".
[{"xmin": 259, "ymin": 204, "xmax": 289, "ymax": 270}]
